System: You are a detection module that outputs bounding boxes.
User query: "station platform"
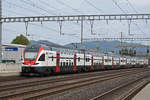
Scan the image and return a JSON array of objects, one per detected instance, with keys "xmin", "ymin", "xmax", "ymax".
[
  {"xmin": 0, "ymin": 63, "xmax": 21, "ymax": 76},
  {"xmin": 132, "ymin": 83, "xmax": 150, "ymax": 100},
  {"xmin": 0, "ymin": 71, "xmax": 20, "ymax": 76}
]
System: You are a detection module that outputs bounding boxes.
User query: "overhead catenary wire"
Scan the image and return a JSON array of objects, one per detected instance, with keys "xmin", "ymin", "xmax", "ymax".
[
  {"xmin": 3, "ymin": 9, "xmax": 59, "ymax": 33},
  {"xmin": 85, "ymin": 0, "xmax": 104, "ymax": 13},
  {"xmin": 5, "ymin": 0, "xmax": 80, "ymax": 37},
  {"xmin": 85, "ymin": 0, "xmax": 114, "ymax": 35},
  {"xmin": 4, "ymin": 0, "xmax": 148, "ymax": 42},
  {"xmin": 126, "ymin": 0, "xmax": 146, "ymax": 35},
  {"xmin": 3, "ymin": 7, "xmax": 60, "ymax": 36},
  {"xmin": 3, "ymin": 27, "xmax": 57, "ymax": 42},
  {"xmin": 22, "ymin": 0, "xmax": 83, "ymax": 36},
  {"xmin": 38, "ymin": 0, "xmax": 69, "ymax": 14},
  {"xmin": 5, "ymin": 1, "xmax": 45, "ymax": 16},
  {"xmin": 125, "ymin": 0, "xmax": 147, "ymax": 35},
  {"xmin": 21, "ymin": 0, "xmax": 56, "ymax": 15},
  {"xmin": 55, "ymin": 0, "xmax": 82, "ymax": 14},
  {"xmin": 126, "ymin": 0, "xmax": 138, "ymax": 13},
  {"xmin": 38, "ymin": 0, "xmax": 86, "ymax": 31},
  {"xmin": 112, "ymin": 0, "xmax": 127, "ymax": 13},
  {"xmin": 55, "ymin": 0, "xmax": 95, "ymax": 41},
  {"xmin": 4, "ymin": 1, "xmax": 56, "ymax": 37},
  {"xmin": 112, "ymin": 0, "xmax": 146, "ymax": 35},
  {"xmin": 85, "ymin": 0, "xmax": 121, "ymax": 36},
  {"xmin": 3, "ymin": 3, "xmax": 59, "ymax": 34}
]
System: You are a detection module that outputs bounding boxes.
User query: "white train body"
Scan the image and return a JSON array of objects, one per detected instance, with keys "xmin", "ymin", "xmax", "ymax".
[{"xmin": 21, "ymin": 44, "xmax": 149, "ymax": 76}]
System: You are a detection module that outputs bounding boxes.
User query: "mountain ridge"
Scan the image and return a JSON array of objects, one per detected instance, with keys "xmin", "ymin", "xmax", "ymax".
[{"xmin": 30, "ymin": 40, "xmax": 146, "ymax": 55}]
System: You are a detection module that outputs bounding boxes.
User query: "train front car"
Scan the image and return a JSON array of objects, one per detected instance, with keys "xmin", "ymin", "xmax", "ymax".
[{"xmin": 21, "ymin": 44, "xmax": 47, "ymax": 76}]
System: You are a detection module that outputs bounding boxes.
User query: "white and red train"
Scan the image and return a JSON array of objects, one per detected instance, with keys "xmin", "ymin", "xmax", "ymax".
[{"xmin": 21, "ymin": 44, "xmax": 149, "ymax": 76}]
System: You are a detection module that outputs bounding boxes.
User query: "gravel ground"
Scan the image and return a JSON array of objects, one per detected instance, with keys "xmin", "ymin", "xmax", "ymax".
[
  {"xmin": 0, "ymin": 68, "xmax": 149, "ymax": 100},
  {"xmin": 132, "ymin": 83, "xmax": 150, "ymax": 100},
  {"xmin": 0, "ymin": 69, "xmax": 131, "ymax": 87},
  {"xmin": 0, "ymin": 70, "xmax": 129, "ymax": 97},
  {"xmin": 41, "ymin": 70, "xmax": 150, "ymax": 100}
]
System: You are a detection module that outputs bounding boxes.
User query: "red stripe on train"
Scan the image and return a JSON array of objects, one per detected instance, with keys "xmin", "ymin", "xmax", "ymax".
[
  {"xmin": 91, "ymin": 55, "xmax": 94, "ymax": 70},
  {"xmin": 56, "ymin": 52, "xmax": 60, "ymax": 72},
  {"xmin": 73, "ymin": 53, "xmax": 77, "ymax": 71}
]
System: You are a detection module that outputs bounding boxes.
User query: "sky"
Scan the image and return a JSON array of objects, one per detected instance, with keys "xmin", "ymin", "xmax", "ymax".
[{"xmin": 2, "ymin": 0, "xmax": 150, "ymax": 45}]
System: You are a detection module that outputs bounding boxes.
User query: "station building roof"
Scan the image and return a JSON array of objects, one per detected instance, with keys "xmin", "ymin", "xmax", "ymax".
[{"xmin": 2, "ymin": 43, "xmax": 26, "ymax": 48}]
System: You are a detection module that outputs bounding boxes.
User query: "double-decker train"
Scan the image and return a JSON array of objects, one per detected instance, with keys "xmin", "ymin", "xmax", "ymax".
[{"xmin": 21, "ymin": 44, "xmax": 149, "ymax": 76}]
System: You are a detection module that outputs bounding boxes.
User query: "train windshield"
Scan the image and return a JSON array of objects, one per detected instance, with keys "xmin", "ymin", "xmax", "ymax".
[
  {"xmin": 24, "ymin": 52, "xmax": 38, "ymax": 60},
  {"xmin": 24, "ymin": 44, "xmax": 41, "ymax": 61}
]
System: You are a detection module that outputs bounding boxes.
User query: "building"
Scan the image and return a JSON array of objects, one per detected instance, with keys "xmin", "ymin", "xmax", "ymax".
[{"xmin": 2, "ymin": 44, "xmax": 26, "ymax": 63}]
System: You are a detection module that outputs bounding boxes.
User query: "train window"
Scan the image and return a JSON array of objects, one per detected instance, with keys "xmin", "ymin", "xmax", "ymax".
[
  {"xmin": 69, "ymin": 62, "xmax": 72, "ymax": 66},
  {"xmin": 63, "ymin": 62, "xmax": 65, "ymax": 66},
  {"xmin": 86, "ymin": 58, "xmax": 88, "ymax": 62},
  {"xmin": 66, "ymin": 62, "xmax": 68, "ymax": 66},
  {"xmin": 88, "ymin": 58, "xmax": 90, "ymax": 62},
  {"xmin": 105, "ymin": 59, "xmax": 111, "ymax": 62},
  {"xmin": 61, "ymin": 62, "xmax": 63, "ymax": 66},
  {"xmin": 86, "ymin": 58, "xmax": 90, "ymax": 62},
  {"xmin": 52, "ymin": 56, "xmax": 54, "ymax": 61},
  {"xmin": 38, "ymin": 54, "xmax": 45, "ymax": 61},
  {"xmin": 78, "ymin": 57, "xmax": 80, "ymax": 62}
]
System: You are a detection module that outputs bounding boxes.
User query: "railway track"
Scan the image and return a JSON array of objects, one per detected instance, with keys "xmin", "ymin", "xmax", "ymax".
[
  {"xmin": 0, "ymin": 69, "xmax": 136, "ymax": 93},
  {"xmin": 0, "ymin": 69, "xmax": 134, "ymax": 94},
  {"xmin": 91, "ymin": 73, "xmax": 150, "ymax": 100},
  {"xmin": 0, "ymin": 76, "xmax": 28, "ymax": 82},
  {"xmin": 0, "ymin": 68, "xmax": 139, "ymax": 87},
  {"xmin": 0, "ymin": 68, "xmax": 131, "ymax": 86},
  {"xmin": 0, "ymin": 68, "xmax": 149, "ymax": 100}
]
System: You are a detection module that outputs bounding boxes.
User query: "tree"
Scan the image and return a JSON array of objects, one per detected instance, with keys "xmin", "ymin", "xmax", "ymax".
[
  {"xmin": 120, "ymin": 48, "xmax": 136, "ymax": 56},
  {"xmin": 96, "ymin": 45, "xmax": 100, "ymax": 52},
  {"xmin": 11, "ymin": 34, "xmax": 30, "ymax": 45}
]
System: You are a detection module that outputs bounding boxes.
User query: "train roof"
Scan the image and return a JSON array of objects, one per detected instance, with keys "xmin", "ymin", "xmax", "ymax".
[
  {"xmin": 26, "ymin": 44, "xmax": 148, "ymax": 60},
  {"xmin": 29, "ymin": 43, "xmax": 90, "ymax": 53}
]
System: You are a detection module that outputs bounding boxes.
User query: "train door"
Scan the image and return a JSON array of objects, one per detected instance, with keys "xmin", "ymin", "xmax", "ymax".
[
  {"xmin": 101, "ymin": 56, "xmax": 104, "ymax": 70},
  {"xmin": 73, "ymin": 53, "xmax": 77, "ymax": 71},
  {"xmin": 56, "ymin": 52, "xmax": 60, "ymax": 72},
  {"xmin": 126, "ymin": 58, "xmax": 127, "ymax": 66},
  {"xmin": 91, "ymin": 55, "xmax": 94, "ymax": 70},
  {"xmin": 112, "ymin": 57, "xmax": 114, "ymax": 69},
  {"xmin": 118, "ymin": 58, "xmax": 120, "ymax": 68}
]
